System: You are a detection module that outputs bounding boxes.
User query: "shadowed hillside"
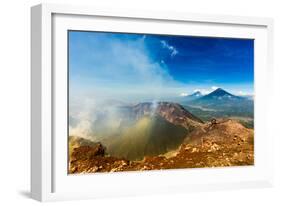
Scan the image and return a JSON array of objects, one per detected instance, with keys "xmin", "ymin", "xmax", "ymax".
[
  {"xmin": 89, "ymin": 102, "xmax": 204, "ymax": 160},
  {"xmin": 103, "ymin": 114, "xmax": 189, "ymax": 160}
]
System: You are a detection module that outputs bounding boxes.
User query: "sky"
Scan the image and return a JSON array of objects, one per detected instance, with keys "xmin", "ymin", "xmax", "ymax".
[{"xmin": 68, "ymin": 31, "xmax": 254, "ymax": 104}]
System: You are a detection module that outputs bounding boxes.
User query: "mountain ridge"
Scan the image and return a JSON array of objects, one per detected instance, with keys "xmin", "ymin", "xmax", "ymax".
[{"xmin": 189, "ymin": 88, "xmax": 250, "ymax": 106}]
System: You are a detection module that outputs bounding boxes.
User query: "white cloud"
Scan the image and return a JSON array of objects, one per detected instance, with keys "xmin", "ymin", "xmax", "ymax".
[
  {"xmin": 71, "ymin": 34, "xmax": 181, "ymax": 101},
  {"xmin": 179, "ymin": 92, "xmax": 188, "ymax": 97},
  {"xmin": 238, "ymin": 91, "xmax": 246, "ymax": 95},
  {"xmin": 194, "ymin": 89, "xmax": 211, "ymax": 95},
  {"xmin": 237, "ymin": 91, "xmax": 252, "ymax": 96},
  {"xmin": 211, "ymin": 86, "xmax": 219, "ymax": 90},
  {"xmin": 193, "ymin": 86, "xmax": 220, "ymax": 95},
  {"xmin": 160, "ymin": 40, "xmax": 178, "ymax": 57}
]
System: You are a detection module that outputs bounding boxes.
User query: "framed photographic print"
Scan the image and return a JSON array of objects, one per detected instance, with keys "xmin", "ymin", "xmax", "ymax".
[{"xmin": 31, "ymin": 3, "xmax": 274, "ymax": 201}]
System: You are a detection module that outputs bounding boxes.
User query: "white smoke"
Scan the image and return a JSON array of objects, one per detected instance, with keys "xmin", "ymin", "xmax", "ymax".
[
  {"xmin": 68, "ymin": 97, "xmax": 125, "ymax": 141},
  {"xmin": 69, "ymin": 119, "xmax": 93, "ymax": 139},
  {"xmin": 68, "ymin": 34, "xmax": 182, "ymax": 139},
  {"xmin": 151, "ymin": 100, "xmax": 159, "ymax": 115}
]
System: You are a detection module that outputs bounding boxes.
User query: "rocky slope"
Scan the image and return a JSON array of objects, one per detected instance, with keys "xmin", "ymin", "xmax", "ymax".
[{"xmin": 69, "ymin": 118, "xmax": 254, "ymax": 174}]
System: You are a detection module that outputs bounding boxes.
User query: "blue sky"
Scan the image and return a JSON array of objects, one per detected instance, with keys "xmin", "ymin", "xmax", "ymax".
[{"xmin": 69, "ymin": 31, "xmax": 254, "ymax": 103}]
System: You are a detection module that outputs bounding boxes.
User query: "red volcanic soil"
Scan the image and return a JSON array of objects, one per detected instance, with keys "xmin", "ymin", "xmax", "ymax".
[{"xmin": 69, "ymin": 119, "xmax": 254, "ymax": 174}]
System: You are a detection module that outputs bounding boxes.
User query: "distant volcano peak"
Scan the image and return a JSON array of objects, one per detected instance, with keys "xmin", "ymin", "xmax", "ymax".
[
  {"xmin": 194, "ymin": 88, "xmax": 244, "ymax": 102},
  {"xmin": 214, "ymin": 88, "xmax": 223, "ymax": 91},
  {"xmin": 191, "ymin": 91, "xmax": 202, "ymax": 96},
  {"xmin": 209, "ymin": 88, "xmax": 234, "ymax": 96}
]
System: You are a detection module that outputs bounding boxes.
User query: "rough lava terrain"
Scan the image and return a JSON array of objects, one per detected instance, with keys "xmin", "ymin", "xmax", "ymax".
[{"xmin": 69, "ymin": 118, "xmax": 254, "ymax": 174}]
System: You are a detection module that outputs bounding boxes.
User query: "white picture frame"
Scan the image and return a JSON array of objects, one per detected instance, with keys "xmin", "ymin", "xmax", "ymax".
[{"xmin": 31, "ymin": 3, "xmax": 274, "ymax": 202}]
